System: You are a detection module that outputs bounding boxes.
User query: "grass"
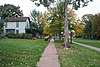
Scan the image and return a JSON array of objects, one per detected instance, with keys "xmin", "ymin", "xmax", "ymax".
[
  {"xmin": 55, "ymin": 40, "xmax": 100, "ymax": 67},
  {"xmin": 0, "ymin": 39, "xmax": 47, "ymax": 67},
  {"xmin": 73, "ymin": 38, "xmax": 100, "ymax": 48}
]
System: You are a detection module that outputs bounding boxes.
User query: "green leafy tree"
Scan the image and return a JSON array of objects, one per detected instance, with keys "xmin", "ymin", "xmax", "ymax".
[
  {"xmin": 30, "ymin": 9, "xmax": 43, "ymax": 38},
  {"xmin": 92, "ymin": 13, "xmax": 100, "ymax": 39},
  {"xmin": 30, "ymin": 22, "xmax": 43, "ymax": 38},
  {"xmin": 30, "ymin": 9, "xmax": 42, "ymax": 24},
  {"xmin": 0, "ymin": 19, "xmax": 4, "ymax": 34},
  {"xmin": 38, "ymin": 24, "xmax": 43, "ymax": 36},
  {"xmin": 47, "ymin": 5, "xmax": 64, "ymax": 39},
  {"xmin": 82, "ymin": 14, "xmax": 94, "ymax": 39},
  {"xmin": 30, "ymin": 9, "xmax": 38, "ymax": 22},
  {"xmin": 31, "ymin": 0, "xmax": 93, "ymax": 47},
  {"xmin": 48, "ymin": 2, "xmax": 77, "ymax": 40},
  {"xmin": 0, "ymin": 4, "xmax": 23, "ymax": 19}
]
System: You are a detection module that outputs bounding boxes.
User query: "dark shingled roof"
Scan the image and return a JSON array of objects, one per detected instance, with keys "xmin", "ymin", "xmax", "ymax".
[{"xmin": 7, "ymin": 17, "xmax": 28, "ymax": 22}]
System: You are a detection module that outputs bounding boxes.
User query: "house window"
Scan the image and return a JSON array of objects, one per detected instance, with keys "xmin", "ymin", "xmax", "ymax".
[
  {"xmin": 5, "ymin": 22, "xmax": 7, "ymax": 28},
  {"xmin": 16, "ymin": 22, "xmax": 19, "ymax": 27},
  {"xmin": 16, "ymin": 30, "xmax": 19, "ymax": 34},
  {"xmin": 6, "ymin": 29, "xmax": 15, "ymax": 33}
]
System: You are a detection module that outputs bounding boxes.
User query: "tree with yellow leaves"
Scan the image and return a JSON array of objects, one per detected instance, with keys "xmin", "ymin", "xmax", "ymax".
[
  {"xmin": 42, "ymin": 12, "xmax": 49, "ymax": 35},
  {"xmin": 75, "ymin": 20, "xmax": 85, "ymax": 37}
]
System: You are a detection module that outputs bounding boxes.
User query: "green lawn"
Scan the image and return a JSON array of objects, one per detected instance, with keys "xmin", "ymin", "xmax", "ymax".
[
  {"xmin": 0, "ymin": 39, "xmax": 47, "ymax": 67},
  {"xmin": 73, "ymin": 38, "xmax": 100, "ymax": 48},
  {"xmin": 55, "ymin": 40, "xmax": 100, "ymax": 67}
]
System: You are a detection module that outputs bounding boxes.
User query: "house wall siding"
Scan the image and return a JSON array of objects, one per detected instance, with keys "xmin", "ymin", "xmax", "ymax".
[
  {"xmin": 6, "ymin": 22, "xmax": 16, "ymax": 29},
  {"xmin": 4, "ymin": 21, "xmax": 29, "ymax": 34},
  {"xmin": 19, "ymin": 22, "xmax": 26, "ymax": 33}
]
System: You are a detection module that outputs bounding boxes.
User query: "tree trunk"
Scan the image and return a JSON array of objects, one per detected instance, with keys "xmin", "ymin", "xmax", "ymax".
[{"xmin": 64, "ymin": 0, "xmax": 69, "ymax": 47}]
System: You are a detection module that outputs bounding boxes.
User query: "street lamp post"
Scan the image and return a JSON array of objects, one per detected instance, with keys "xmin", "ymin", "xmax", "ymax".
[
  {"xmin": 70, "ymin": 31, "xmax": 72, "ymax": 43},
  {"xmin": 70, "ymin": 24, "xmax": 73, "ymax": 44}
]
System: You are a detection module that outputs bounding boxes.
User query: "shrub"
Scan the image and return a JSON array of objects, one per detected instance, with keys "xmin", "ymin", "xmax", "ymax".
[
  {"xmin": 5, "ymin": 33, "xmax": 32, "ymax": 39},
  {"xmin": 0, "ymin": 35, "xmax": 3, "ymax": 39},
  {"xmin": 21, "ymin": 33, "xmax": 32, "ymax": 39},
  {"xmin": 5, "ymin": 33, "xmax": 16, "ymax": 38}
]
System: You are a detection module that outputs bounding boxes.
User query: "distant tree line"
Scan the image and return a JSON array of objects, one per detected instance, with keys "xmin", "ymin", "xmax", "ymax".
[{"xmin": 77, "ymin": 13, "xmax": 100, "ymax": 40}]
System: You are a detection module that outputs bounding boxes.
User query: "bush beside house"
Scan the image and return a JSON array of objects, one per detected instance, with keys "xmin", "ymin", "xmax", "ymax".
[{"xmin": 5, "ymin": 33, "xmax": 32, "ymax": 39}]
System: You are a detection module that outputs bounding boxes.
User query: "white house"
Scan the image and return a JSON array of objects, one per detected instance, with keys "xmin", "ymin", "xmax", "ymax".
[{"xmin": 3, "ymin": 17, "xmax": 30, "ymax": 34}]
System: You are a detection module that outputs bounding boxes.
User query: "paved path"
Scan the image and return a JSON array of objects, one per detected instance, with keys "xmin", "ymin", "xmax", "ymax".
[
  {"xmin": 73, "ymin": 41, "xmax": 100, "ymax": 52},
  {"xmin": 37, "ymin": 38, "xmax": 60, "ymax": 67}
]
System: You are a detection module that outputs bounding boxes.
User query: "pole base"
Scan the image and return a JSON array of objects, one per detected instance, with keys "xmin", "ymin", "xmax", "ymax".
[{"xmin": 61, "ymin": 42, "xmax": 71, "ymax": 48}]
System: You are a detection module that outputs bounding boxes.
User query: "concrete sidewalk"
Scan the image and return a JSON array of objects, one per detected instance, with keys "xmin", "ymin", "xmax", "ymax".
[
  {"xmin": 37, "ymin": 39, "xmax": 60, "ymax": 67},
  {"xmin": 73, "ymin": 41, "xmax": 100, "ymax": 52}
]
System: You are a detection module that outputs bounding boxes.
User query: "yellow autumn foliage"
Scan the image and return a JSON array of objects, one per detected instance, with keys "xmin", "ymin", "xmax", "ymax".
[
  {"xmin": 75, "ymin": 22, "xmax": 85, "ymax": 37},
  {"xmin": 42, "ymin": 12, "xmax": 49, "ymax": 35}
]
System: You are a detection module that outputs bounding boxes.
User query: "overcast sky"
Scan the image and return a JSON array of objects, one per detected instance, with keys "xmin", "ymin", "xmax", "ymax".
[
  {"xmin": 75, "ymin": 0, "xmax": 100, "ymax": 18},
  {"xmin": 0, "ymin": 0, "xmax": 100, "ymax": 18}
]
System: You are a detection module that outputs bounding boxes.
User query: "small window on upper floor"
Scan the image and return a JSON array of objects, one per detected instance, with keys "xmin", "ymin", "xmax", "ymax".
[{"xmin": 16, "ymin": 22, "xmax": 19, "ymax": 27}]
